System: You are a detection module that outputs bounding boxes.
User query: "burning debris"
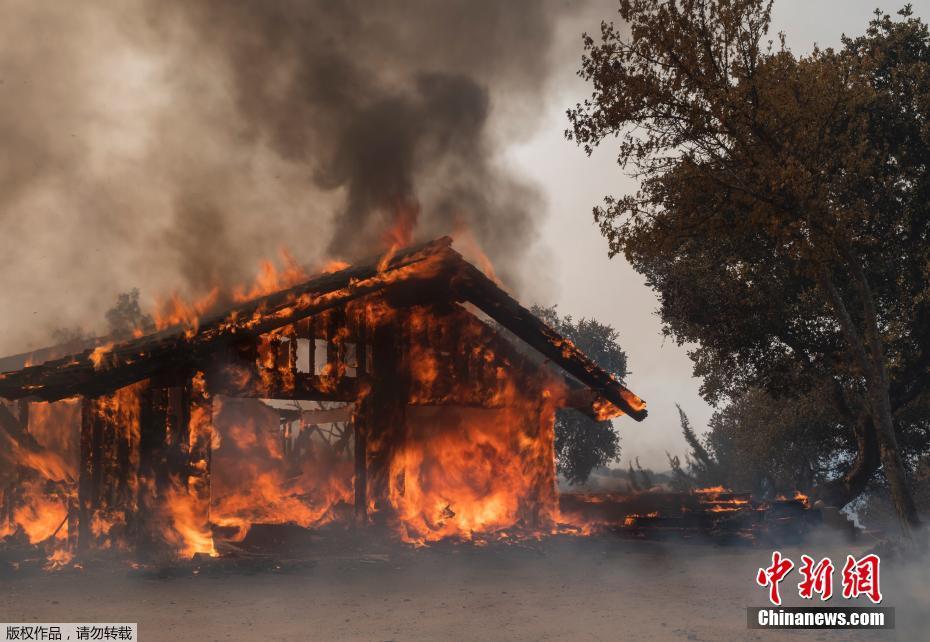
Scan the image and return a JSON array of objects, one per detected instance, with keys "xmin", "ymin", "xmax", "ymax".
[
  {"xmin": 560, "ymin": 487, "xmax": 820, "ymax": 545},
  {"xmin": 0, "ymin": 237, "xmax": 654, "ymax": 570}
]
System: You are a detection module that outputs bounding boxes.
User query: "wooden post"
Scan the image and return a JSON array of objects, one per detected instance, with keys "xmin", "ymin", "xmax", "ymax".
[
  {"xmin": 66, "ymin": 495, "xmax": 79, "ymax": 552},
  {"xmin": 78, "ymin": 385, "xmax": 145, "ymax": 552},
  {"xmin": 527, "ymin": 399, "xmax": 558, "ymax": 530},
  {"xmin": 187, "ymin": 373, "xmax": 213, "ymax": 546},
  {"xmin": 353, "ymin": 404, "xmax": 368, "ymax": 524},
  {"xmin": 136, "ymin": 372, "xmax": 213, "ymax": 556},
  {"xmin": 352, "ymin": 307, "xmax": 369, "ymax": 524},
  {"xmin": 136, "ymin": 382, "xmax": 169, "ymax": 554},
  {"xmin": 16, "ymin": 399, "xmax": 29, "ymax": 432},
  {"xmin": 360, "ymin": 309, "xmax": 410, "ymax": 524},
  {"xmin": 77, "ymin": 396, "xmax": 95, "ymax": 552}
]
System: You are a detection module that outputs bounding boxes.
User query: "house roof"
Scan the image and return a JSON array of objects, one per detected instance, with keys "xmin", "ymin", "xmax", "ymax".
[{"xmin": 0, "ymin": 237, "xmax": 647, "ymax": 421}]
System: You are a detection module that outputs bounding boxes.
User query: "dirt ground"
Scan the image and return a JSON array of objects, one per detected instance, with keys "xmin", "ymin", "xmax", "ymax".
[{"xmin": 1, "ymin": 531, "xmax": 927, "ymax": 641}]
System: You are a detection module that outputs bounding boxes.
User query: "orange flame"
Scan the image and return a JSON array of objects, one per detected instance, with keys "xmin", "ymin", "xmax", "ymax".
[
  {"xmin": 89, "ymin": 343, "xmax": 114, "ymax": 370},
  {"xmin": 233, "ymin": 249, "xmax": 309, "ymax": 303}
]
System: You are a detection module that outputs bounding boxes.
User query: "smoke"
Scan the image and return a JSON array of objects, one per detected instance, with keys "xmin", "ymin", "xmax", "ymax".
[{"xmin": 0, "ymin": 0, "xmax": 569, "ymax": 353}]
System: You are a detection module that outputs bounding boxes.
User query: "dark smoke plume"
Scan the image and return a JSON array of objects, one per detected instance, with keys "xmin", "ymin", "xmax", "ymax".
[{"xmin": 0, "ymin": 0, "xmax": 566, "ymax": 353}]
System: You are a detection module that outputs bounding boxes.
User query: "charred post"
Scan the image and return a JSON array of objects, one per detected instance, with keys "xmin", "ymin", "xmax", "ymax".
[{"xmin": 357, "ymin": 309, "xmax": 410, "ymax": 524}]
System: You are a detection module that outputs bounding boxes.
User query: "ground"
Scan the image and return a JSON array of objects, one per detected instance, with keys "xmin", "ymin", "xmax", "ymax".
[{"xmin": 1, "ymin": 531, "xmax": 926, "ymax": 641}]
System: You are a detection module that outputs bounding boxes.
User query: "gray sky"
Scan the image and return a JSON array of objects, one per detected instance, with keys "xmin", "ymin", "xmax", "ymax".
[{"xmin": 507, "ymin": 0, "xmax": 930, "ymax": 468}]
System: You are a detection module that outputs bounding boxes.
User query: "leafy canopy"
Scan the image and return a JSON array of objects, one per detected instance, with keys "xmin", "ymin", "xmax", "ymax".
[{"xmin": 533, "ymin": 305, "xmax": 627, "ymax": 484}]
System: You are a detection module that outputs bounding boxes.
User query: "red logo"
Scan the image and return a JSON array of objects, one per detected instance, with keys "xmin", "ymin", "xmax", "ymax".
[
  {"xmin": 756, "ymin": 552, "xmax": 882, "ymax": 605},
  {"xmin": 756, "ymin": 551, "xmax": 795, "ymax": 606},
  {"xmin": 841, "ymin": 554, "xmax": 882, "ymax": 604},
  {"xmin": 797, "ymin": 555, "xmax": 834, "ymax": 601}
]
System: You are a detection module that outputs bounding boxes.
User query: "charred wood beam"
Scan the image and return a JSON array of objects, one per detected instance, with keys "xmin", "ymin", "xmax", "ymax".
[
  {"xmin": 562, "ymin": 385, "xmax": 621, "ymax": 422},
  {"xmin": 0, "ymin": 402, "xmax": 41, "ymax": 452},
  {"xmin": 352, "ymin": 316, "xmax": 369, "ymax": 523},
  {"xmin": 77, "ymin": 397, "xmax": 95, "ymax": 552},
  {"xmin": 0, "ymin": 238, "xmax": 457, "ymax": 403},
  {"xmin": 355, "ymin": 310, "xmax": 410, "ymax": 523},
  {"xmin": 136, "ymin": 382, "xmax": 170, "ymax": 553},
  {"xmin": 451, "ymin": 261, "xmax": 648, "ymax": 421},
  {"xmin": 404, "ymin": 302, "xmax": 616, "ymax": 421},
  {"xmin": 353, "ymin": 409, "xmax": 368, "ymax": 524},
  {"xmin": 0, "ymin": 336, "xmax": 107, "ymax": 375},
  {"xmin": 206, "ymin": 369, "xmax": 361, "ymax": 402},
  {"xmin": 78, "ymin": 385, "xmax": 144, "ymax": 552},
  {"xmin": 187, "ymin": 376, "xmax": 213, "ymax": 549}
]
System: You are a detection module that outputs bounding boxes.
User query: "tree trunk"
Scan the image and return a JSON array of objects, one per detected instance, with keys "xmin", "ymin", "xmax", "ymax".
[
  {"xmin": 817, "ymin": 261, "xmax": 921, "ymax": 535},
  {"xmin": 868, "ymin": 378, "xmax": 921, "ymax": 534},
  {"xmin": 814, "ymin": 413, "xmax": 880, "ymax": 508},
  {"xmin": 850, "ymin": 255, "xmax": 922, "ymax": 534}
]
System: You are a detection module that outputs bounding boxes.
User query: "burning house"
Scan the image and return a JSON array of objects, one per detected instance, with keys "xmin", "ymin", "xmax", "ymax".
[{"xmin": 0, "ymin": 237, "xmax": 648, "ymax": 566}]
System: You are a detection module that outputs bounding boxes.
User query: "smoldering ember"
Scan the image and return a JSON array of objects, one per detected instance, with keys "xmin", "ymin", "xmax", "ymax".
[{"xmin": 0, "ymin": 236, "xmax": 822, "ymax": 572}]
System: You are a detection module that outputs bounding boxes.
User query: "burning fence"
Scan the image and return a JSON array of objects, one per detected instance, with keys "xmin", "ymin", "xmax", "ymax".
[{"xmin": 0, "ymin": 237, "xmax": 649, "ymax": 568}]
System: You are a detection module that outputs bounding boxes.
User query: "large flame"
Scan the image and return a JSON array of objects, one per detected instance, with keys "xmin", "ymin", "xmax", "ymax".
[
  {"xmin": 0, "ymin": 399, "xmax": 79, "ymax": 565},
  {"xmin": 388, "ymin": 404, "xmax": 558, "ymax": 545},
  {"xmin": 207, "ymin": 397, "xmax": 354, "ymax": 544}
]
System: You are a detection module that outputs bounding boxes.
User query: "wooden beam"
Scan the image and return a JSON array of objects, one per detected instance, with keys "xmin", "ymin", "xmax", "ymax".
[
  {"xmin": 354, "ymin": 310, "xmax": 410, "ymax": 524},
  {"xmin": 205, "ymin": 365, "xmax": 361, "ymax": 402},
  {"xmin": 0, "ymin": 237, "xmax": 457, "ymax": 403},
  {"xmin": 353, "ymin": 404, "xmax": 367, "ymax": 524},
  {"xmin": 452, "ymin": 262, "xmax": 648, "ymax": 421},
  {"xmin": 77, "ymin": 397, "xmax": 95, "ymax": 552}
]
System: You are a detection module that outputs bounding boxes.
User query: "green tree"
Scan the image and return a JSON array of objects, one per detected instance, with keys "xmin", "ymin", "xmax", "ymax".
[
  {"xmin": 569, "ymin": 1, "xmax": 930, "ymax": 533},
  {"xmin": 533, "ymin": 305, "xmax": 626, "ymax": 484}
]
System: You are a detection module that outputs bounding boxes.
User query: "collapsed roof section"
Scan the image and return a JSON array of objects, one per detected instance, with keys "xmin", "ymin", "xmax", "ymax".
[{"xmin": 0, "ymin": 237, "xmax": 647, "ymax": 421}]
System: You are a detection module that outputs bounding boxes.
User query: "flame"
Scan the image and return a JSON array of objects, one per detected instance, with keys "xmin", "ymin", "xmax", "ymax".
[
  {"xmin": 694, "ymin": 485, "xmax": 726, "ymax": 494},
  {"xmin": 233, "ymin": 249, "xmax": 308, "ymax": 303},
  {"xmin": 591, "ymin": 398, "xmax": 623, "ymax": 421},
  {"xmin": 319, "ymin": 259, "xmax": 350, "ymax": 274},
  {"xmin": 207, "ymin": 397, "xmax": 353, "ymax": 543},
  {"xmin": 164, "ymin": 483, "xmax": 216, "ymax": 558},
  {"xmin": 89, "ymin": 343, "xmax": 114, "ymax": 370},
  {"xmin": 623, "ymin": 511, "xmax": 659, "ymax": 526},
  {"xmin": 1, "ymin": 399, "xmax": 79, "ymax": 568},
  {"xmin": 381, "ymin": 199, "xmax": 418, "ymax": 251},
  {"xmin": 43, "ymin": 548, "xmax": 74, "ymax": 571},
  {"xmin": 156, "ymin": 372, "xmax": 218, "ymax": 558},
  {"xmin": 774, "ymin": 490, "xmax": 810, "ymax": 508},
  {"xmin": 385, "ymin": 305, "xmax": 563, "ymax": 545},
  {"xmin": 149, "ymin": 248, "xmax": 309, "ymax": 339},
  {"xmin": 153, "ymin": 288, "xmax": 220, "ymax": 336},
  {"xmin": 386, "ymin": 403, "xmax": 558, "ymax": 545},
  {"xmin": 377, "ymin": 200, "xmax": 419, "ymax": 272},
  {"xmin": 81, "ymin": 384, "xmax": 143, "ymax": 549},
  {"xmin": 451, "ymin": 221, "xmax": 501, "ymax": 286},
  {"xmin": 9, "ymin": 482, "xmax": 68, "ymax": 544}
]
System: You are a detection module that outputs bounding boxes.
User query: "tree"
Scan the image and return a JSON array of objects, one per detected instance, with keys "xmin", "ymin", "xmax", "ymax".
[
  {"xmin": 533, "ymin": 305, "xmax": 627, "ymax": 484},
  {"xmin": 569, "ymin": 1, "xmax": 930, "ymax": 533},
  {"xmin": 675, "ymin": 404, "xmax": 724, "ymax": 488},
  {"xmin": 105, "ymin": 288, "xmax": 155, "ymax": 339},
  {"xmin": 706, "ymin": 387, "xmax": 854, "ymax": 496}
]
